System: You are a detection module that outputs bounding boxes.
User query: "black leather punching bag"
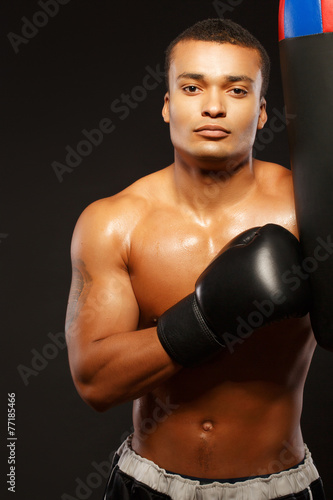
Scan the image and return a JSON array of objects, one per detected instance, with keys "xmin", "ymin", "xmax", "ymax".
[{"xmin": 279, "ymin": 0, "xmax": 333, "ymax": 350}]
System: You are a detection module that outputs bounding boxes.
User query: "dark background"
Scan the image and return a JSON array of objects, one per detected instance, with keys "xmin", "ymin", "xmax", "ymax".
[{"xmin": 1, "ymin": 1, "xmax": 332, "ymax": 499}]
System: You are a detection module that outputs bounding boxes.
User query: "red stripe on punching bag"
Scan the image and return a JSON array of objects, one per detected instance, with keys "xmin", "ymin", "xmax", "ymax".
[
  {"xmin": 322, "ymin": 0, "xmax": 333, "ymax": 32},
  {"xmin": 278, "ymin": 0, "xmax": 286, "ymax": 40}
]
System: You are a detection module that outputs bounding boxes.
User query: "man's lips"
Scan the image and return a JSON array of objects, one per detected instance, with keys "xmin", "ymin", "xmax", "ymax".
[{"xmin": 194, "ymin": 124, "xmax": 230, "ymax": 138}]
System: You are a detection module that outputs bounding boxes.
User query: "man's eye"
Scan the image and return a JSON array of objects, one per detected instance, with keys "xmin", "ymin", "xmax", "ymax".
[
  {"xmin": 183, "ymin": 85, "xmax": 199, "ymax": 93},
  {"xmin": 230, "ymin": 88, "xmax": 247, "ymax": 96}
]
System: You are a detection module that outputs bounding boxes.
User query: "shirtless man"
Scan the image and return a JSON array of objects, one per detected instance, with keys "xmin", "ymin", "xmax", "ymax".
[{"xmin": 65, "ymin": 19, "xmax": 326, "ymax": 499}]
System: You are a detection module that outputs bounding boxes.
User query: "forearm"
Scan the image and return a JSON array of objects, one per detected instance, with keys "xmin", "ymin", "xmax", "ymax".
[{"xmin": 67, "ymin": 326, "xmax": 181, "ymax": 411}]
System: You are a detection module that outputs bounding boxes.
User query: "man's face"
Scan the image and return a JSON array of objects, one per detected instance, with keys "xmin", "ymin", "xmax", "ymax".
[{"xmin": 162, "ymin": 40, "xmax": 267, "ymax": 170}]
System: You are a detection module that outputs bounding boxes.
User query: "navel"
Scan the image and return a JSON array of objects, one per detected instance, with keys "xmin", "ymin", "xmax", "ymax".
[{"xmin": 201, "ymin": 420, "xmax": 214, "ymax": 432}]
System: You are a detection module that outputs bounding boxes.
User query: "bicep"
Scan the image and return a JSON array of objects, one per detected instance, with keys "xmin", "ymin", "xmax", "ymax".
[
  {"xmin": 65, "ymin": 201, "xmax": 140, "ymax": 349},
  {"xmin": 66, "ymin": 260, "xmax": 139, "ymax": 345}
]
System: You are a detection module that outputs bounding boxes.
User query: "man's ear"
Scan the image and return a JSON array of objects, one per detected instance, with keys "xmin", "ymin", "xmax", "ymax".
[
  {"xmin": 162, "ymin": 92, "xmax": 170, "ymax": 123},
  {"xmin": 257, "ymin": 97, "xmax": 268, "ymax": 130}
]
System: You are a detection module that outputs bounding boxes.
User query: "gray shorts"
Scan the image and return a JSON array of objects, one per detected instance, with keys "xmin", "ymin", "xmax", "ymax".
[{"xmin": 104, "ymin": 435, "xmax": 325, "ymax": 499}]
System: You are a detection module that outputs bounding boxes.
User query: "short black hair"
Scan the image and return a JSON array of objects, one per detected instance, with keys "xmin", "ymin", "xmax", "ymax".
[{"xmin": 164, "ymin": 18, "xmax": 270, "ymax": 97}]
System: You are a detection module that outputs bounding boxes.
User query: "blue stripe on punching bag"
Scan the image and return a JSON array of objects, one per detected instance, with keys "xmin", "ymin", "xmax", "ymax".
[{"xmin": 284, "ymin": 0, "xmax": 323, "ymax": 38}]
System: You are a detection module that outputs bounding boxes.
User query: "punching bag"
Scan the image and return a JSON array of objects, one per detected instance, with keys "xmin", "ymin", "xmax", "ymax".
[{"xmin": 279, "ymin": 0, "xmax": 333, "ymax": 350}]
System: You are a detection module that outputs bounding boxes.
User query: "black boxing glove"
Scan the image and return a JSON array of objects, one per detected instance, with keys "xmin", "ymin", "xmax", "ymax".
[{"xmin": 157, "ymin": 224, "xmax": 311, "ymax": 367}]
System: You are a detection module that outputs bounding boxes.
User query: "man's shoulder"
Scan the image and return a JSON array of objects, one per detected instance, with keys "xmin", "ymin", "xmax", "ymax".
[
  {"xmin": 254, "ymin": 159, "xmax": 293, "ymax": 194},
  {"xmin": 254, "ymin": 158, "xmax": 291, "ymax": 177},
  {"xmin": 76, "ymin": 167, "xmax": 171, "ymax": 234},
  {"xmin": 119, "ymin": 166, "xmax": 171, "ymax": 204}
]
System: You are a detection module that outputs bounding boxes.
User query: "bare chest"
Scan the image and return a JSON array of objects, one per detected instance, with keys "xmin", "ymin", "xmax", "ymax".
[{"xmin": 128, "ymin": 205, "xmax": 296, "ymax": 327}]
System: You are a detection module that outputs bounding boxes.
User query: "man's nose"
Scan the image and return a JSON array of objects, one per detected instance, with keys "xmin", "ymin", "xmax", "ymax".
[{"xmin": 201, "ymin": 89, "xmax": 226, "ymax": 118}]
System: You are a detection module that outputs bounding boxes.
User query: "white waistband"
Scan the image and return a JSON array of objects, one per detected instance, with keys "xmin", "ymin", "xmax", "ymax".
[{"xmin": 115, "ymin": 436, "xmax": 319, "ymax": 500}]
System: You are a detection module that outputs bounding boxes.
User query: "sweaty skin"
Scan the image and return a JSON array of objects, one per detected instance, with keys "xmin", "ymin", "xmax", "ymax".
[{"xmin": 65, "ymin": 41, "xmax": 316, "ymax": 480}]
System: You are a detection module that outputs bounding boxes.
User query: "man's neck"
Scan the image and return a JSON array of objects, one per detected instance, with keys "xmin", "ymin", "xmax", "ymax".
[{"xmin": 171, "ymin": 154, "xmax": 256, "ymax": 220}]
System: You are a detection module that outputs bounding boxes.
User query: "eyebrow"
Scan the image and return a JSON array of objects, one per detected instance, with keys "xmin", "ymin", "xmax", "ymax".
[
  {"xmin": 226, "ymin": 75, "xmax": 255, "ymax": 84},
  {"xmin": 176, "ymin": 72, "xmax": 205, "ymax": 81},
  {"xmin": 176, "ymin": 72, "xmax": 255, "ymax": 85}
]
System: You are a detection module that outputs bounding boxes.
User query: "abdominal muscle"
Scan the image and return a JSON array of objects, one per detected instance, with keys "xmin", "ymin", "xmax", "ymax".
[{"xmin": 131, "ymin": 317, "xmax": 315, "ymax": 479}]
